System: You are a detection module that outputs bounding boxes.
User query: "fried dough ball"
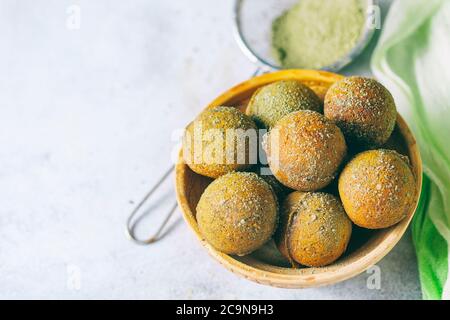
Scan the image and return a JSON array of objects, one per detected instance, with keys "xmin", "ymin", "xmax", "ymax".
[
  {"xmin": 324, "ymin": 77, "xmax": 397, "ymax": 147},
  {"xmin": 275, "ymin": 192, "xmax": 352, "ymax": 267},
  {"xmin": 263, "ymin": 110, "xmax": 347, "ymax": 191},
  {"xmin": 338, "ymin": 149, "xmax": 416, "ymax": 229},
  {"xmin": 196, "ymin": 172, "xmax": 279, "ymax": 255},
  {"xmin": 246, "ymin": 80, "xmax": 322, "ymax": 129},
  {"xmin": 183, "ymin": 106, "xmax": 258, "ymax": 178}
]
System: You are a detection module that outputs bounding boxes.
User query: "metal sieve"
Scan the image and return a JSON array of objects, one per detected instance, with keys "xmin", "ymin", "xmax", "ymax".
[{"xmin": 233, "ymin": 0, "xmax": 377, "ymax": 73}]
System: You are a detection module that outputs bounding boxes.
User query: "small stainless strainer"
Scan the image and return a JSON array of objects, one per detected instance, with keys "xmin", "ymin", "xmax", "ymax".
[
  {"xmin": 233, "ymin": 0, "xmax": 377, "ymax": 73},
  {"xmin": 126, "ymin": 0, "xmax": 378, "ymax": 245}
]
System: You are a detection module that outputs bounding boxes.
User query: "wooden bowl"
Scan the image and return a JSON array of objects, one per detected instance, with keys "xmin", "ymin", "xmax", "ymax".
[{"xmin": 175, "ymin": 70, "xmax": 422, "ymax": 288}]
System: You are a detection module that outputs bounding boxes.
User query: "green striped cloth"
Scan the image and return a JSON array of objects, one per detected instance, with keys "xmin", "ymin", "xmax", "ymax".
[{"xmin": 371, "ymin": 0, "xmax": 450, "ymax": 300}]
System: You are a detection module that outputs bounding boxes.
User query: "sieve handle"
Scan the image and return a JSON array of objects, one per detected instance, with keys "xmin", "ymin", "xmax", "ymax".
[{"xmin": 125, "ymin": 165, "xmax": 177, "ymax": 245}]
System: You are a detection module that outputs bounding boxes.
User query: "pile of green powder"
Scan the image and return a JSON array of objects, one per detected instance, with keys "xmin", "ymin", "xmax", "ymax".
[{"xmin": 272, "ymin": 0, "xmax": 365, "ymax": 69}]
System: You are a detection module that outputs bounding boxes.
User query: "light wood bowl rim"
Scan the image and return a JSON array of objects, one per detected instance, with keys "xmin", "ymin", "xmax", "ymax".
[{"xmin": 175, "ymin": 70, "xmax": 423, "ymax": 288}]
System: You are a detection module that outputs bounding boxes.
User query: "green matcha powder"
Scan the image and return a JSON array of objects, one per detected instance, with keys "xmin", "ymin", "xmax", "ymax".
[{"xmin": 272, "ymin": 0, "xmax": 366, "ymax": 69}]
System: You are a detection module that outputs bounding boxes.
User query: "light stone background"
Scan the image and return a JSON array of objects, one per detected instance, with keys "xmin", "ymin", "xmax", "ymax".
[{"xmin": 0, "ymin": 0, "xmax": 422, "ymax": 299}]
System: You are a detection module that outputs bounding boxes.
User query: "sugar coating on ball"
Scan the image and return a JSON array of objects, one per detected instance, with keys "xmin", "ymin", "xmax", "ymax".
[
  {"xmin": 183, "ymin": 106, "xmax": 257, "ymax": 178},
  {"xmin": 338, "ymin": 149, "xmax": 416, "ymax": 229},
  {"xmin": 196, "ymin": 172, "xmax": 279, "ymax": 255},
  {"xmin": 324, "ymin": 77, "xmax": 397, "ymax": 147},
  {"xmin": 275, "ymin": 192, "xmax": 352, "ymax": 267},
  {"xmin": 246, "ymin": 80, "xmax": 322, "ymax": 129},
  {"xmin": 264, "ymin": 110, "xmax": 347, "ymax": 191}
]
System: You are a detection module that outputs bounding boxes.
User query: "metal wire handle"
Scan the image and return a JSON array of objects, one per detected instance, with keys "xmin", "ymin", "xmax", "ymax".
[{"xmin": 125, "ymin": 165, "xmax": 177, "ymax": 245}]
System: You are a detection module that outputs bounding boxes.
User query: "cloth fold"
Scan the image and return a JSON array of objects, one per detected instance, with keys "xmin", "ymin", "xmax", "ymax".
[{"xmin": 371, "ymin": 0, "xmax": 450, "ymax": 300}]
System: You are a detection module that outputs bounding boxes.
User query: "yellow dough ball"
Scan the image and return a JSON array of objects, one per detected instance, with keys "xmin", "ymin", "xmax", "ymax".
[
  {"xmin": 196, "ymin": 172, "xmax": 279, "ymax": 255},
  {"xmin": 246, "ymin": 80, "xmax": 322, "ymax": 129},
  {"xmin": 324, "ymin": 76, "xmax": 397, "ymax": 147},
  {"xmin": 264, "ymin": 110, "xmax": 347, "ymax": 191},
  {"xmin": 275, "ymin": 192, "xmax": 352, "ymax": 267},
  {"xmin": 183, "ymin": 106, "xmax": 258, "ymax": 178},
  {"xmin": 339, "ymin": 149, "xmax": 416, "ymax": 229}
]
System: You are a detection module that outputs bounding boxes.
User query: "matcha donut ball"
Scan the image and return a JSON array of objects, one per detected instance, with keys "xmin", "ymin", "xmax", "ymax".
[
  {"xmin": 196, "ymin": 172, "xmax": 279, "ymax": 255},
  {"xmin": 183, "ymin": 106, "xmax": 258, "ymax": 178},
  {"xmin": 264, "ymin": 110, "xmax": 347, "ymax": 191},
  {"xmin": 275, "ymin": 192, "xmax": 352, "ymax": 267},
  {"xmin": 324, "ymin": 76, "xmax": 397, "ymax": 147},
  {"xmin": 246, "ymin": 80, "xmax": 322, "ymax": 129},
  {"xmin": 339, "ymin": 149, "xmax": 416, "ymax": 229}
]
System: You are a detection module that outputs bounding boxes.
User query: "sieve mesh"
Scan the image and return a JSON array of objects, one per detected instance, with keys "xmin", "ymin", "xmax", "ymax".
[{"xmin": 233, "ymin": 0, "xmax": 377, "ymax": 72}]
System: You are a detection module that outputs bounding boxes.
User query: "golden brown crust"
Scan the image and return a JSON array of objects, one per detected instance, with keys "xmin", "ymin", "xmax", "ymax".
[
  {"xmin": 264, "ymin": 110, "xmax": 347, "ymax": 191},
  {"xmin": 275, "ymin": 192, "xmax": 352, "ymax": 267},
  {"xmin": 324, "ymin": 77, "xmax": 397, "ymax": 147},
  {"xmin": 246, "ymin": 80, "xmax": 322, "ymax": 129},
  {"xmin": 183, "ymin": 106, "xmax": 257, "ymax": 178},
  {"xmin": 338, "ymin": 149, "xmax": 416, "ymax": 229},
  {"xmin": 196, "ymin": 172, "xmax": 279, "ymax": 255}
]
